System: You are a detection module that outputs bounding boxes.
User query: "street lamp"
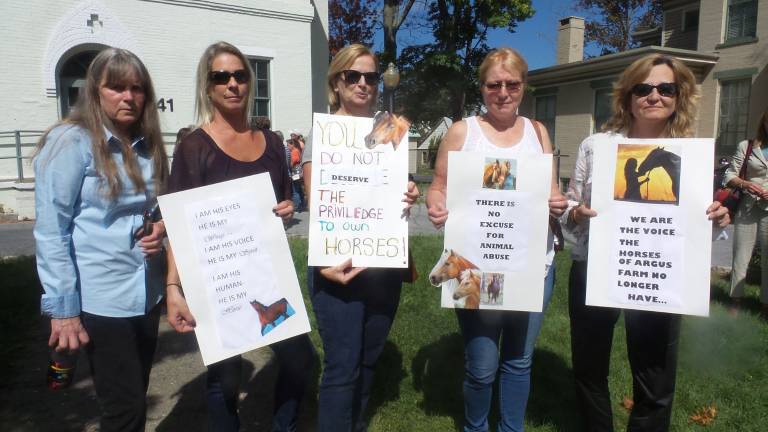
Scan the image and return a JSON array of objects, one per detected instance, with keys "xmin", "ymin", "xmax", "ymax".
[{"xmin": 382, "ymin": 62, "xmax": 400, "ymax": 113}]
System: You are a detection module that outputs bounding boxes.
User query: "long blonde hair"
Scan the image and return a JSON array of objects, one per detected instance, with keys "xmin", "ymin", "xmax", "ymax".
[
  {"xmin": 603, "ymin": 54, "xmax": 699, "ymax": 138},
  {"xmin": 327, "ymin": 44, "xmax": 379, "ymax": 112},
  {"xmin": 195, "ymin": 42, "xmax": 255, "ymax": 126},
  {"xmin": 36, "ymin": 48, "xmax": 168, "ymax": 199}
]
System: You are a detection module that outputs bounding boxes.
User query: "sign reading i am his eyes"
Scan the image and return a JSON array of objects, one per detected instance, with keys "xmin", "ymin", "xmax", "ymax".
[
  {"xmin": 159, "ymin": 174, "xmax": 311, "ymax": 365},
  {"xmin": 586, "ymin": 137, "xmax": 715, "ymax": 316},
  {"xmin": 308, "ymin": 112, "xmax": 410, "ymax": 268}
]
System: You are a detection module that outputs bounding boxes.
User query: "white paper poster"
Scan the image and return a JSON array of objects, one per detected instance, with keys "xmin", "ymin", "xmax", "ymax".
[
  {"xmin": 159, "ymin": 174, "xmax": 311, "ymax": 365},
  {"xmin": 308, "ymin": 112, "xmax": 409, "ymax": 268},
  {"xmin": 586, "ymin": 137, "xmax": 714, "ymax": 316},
  {"xmin": 430, "ymin": 151, "xmax": 552, "ymax": 312}
]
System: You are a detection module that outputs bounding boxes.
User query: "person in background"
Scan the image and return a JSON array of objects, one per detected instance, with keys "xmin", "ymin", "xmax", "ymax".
[
  {"xmin": 563, "ymin": 54, "xmax": 729, "ymax": 431},
  {"xmin": 725, "ymin": 107, "xmax": 768, "ymax": 318},
  {"xmin": 289, "ymin": 138, "xmax": 305, "ymax": 211},
  {"xmin": 300, "ymin": 43, "xmax": 419, "ymax": 432},
  {"xmin": 164, "ymin": 41, "xmax": 316, "ymax": 432},
  {"xmin": 34, "ymin": 47, "xmax": 168, "ymax": 432},
  {"xmin": 426, "ymin": 47, "xmax": 566, "ymax": 432}
]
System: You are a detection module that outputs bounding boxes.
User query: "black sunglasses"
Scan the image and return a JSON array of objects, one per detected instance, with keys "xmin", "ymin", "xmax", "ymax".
[
  {"xmin": 209, "ymin": 69, "xmax": 250, "ymax": 85},
  {"xmin": 631, "ymin": 82, "xmax": 678, "ymax": 97},
  {"xmin": 341, "ymin": 70, "xmax": 380, "ymax": 85},
  {"xmin": 484, "ymin": 81, "xmax": 523, "ymax": 92}
]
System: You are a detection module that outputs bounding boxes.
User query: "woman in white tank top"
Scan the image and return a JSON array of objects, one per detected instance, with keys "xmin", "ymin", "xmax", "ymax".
[{"xmin": 426, "ymin": 48, "xmax": 567, "ymax": 432}]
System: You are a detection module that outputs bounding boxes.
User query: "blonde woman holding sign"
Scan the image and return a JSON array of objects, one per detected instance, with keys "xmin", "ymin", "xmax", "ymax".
[
  {"xmin": 563, "ymin": 54, "xmax": 729, "ymax": 431},
  {"xmin": 426, "ymin": 47, "xmax": 567, "ymax": 432},
  {"xmin": 164, "ymin": 41, "xmax": 315, "ymax": 432},
  {"xmin": 301, "ymin": 43, "xmax": 419, "ymax": 432}
]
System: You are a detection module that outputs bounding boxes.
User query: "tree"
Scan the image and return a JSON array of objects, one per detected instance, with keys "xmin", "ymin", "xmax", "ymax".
[
  {"xmin": 329, "ymin": 0, "xmax": 378, "ymax": 57},
  {"xmin": 399, "ymin": 0, "xmax": 534, "ymax": 123},
  {"xmin": 381, "ymin": 0, "xmax": 418, "ymax": 65},
  {"xmin": 577, "ymin": 0, "xmax": 662, "ymax": 55}
]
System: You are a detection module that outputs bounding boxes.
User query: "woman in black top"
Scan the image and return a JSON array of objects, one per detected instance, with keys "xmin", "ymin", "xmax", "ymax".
[{"xmin": 165, "ymin": 41, "xmax": 315, "ymax": 432}]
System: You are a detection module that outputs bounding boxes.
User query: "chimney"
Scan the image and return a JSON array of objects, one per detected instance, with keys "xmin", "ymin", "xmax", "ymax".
[{"xmin": 557, "ymin": 16, "xmax": 585, "ymax": 64}]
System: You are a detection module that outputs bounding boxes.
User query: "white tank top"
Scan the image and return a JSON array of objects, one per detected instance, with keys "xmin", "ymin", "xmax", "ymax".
[{"xmin": 460, "ymin": 116, "xmax": 555, "ymax": 267}]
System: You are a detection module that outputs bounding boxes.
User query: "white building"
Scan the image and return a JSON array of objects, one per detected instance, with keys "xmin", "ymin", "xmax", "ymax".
[{"xmin": 0, "ymin": 0, "xmax": 329, "ymax": 219}]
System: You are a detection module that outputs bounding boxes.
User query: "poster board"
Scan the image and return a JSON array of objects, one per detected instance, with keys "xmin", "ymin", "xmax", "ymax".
[
  {"xmin": 431, "ymin": 151, "xmax": 552, "ymax": 312},
  {"xmin": 308, "ymin": 112, "xmax": 409, "ymax": 268},
  {"xmin": 586, "ymin": 137, "xmax": 714, "ymax": 316},
  {"xmin": 159, "ymin": 173, "xmax": 311, "ymax": 365}
]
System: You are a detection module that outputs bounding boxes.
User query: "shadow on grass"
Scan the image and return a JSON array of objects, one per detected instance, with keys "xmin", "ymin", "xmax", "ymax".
[
  {"xmin": 364, "ymin": 340, "xmax": 407, "ymax": 424},
  {"xmin": 411, "ymin": 332, "xmax": 465, "ymax": 430},
  {"xmin": 528, "ymin": 348, "xmax": 583, "ymax": 432}
]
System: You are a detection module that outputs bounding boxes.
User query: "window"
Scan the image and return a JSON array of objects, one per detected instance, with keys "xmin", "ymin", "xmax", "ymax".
[
  {"xmin": 683, "ymin": 8, "xmax": 699, "ymax": 32},
  {"xmin": 535, "ymin": 94, "xmax": 556, "ymax": 144},
  {"xmin": 248, "ymin": 58, "xmax": 270, "ymax": 121},
  {"xmin": 593, "ymin": 88, "xmax": 612, "ymax": 133},
  {"xmin": 718, "ymin": 78, "xmax": 751, "ymax": 156},
  {"xmin": 726, "ymin": 0, "xmax": 757, "ymax": 41}
]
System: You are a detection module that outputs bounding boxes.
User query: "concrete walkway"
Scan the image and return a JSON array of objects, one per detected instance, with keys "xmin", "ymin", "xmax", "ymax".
[{"xmin": 0, "ymin": 205, "xmax": 735, "ymax": 269}]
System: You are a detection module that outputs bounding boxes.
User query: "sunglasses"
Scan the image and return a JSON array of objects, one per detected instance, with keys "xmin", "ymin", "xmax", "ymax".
[
  {"xmin": 209, "ymin": 69, "xmax": 249, "ymax": 85},
  {"xmin": 484, "ymin": 81, "xmax": 523, "ymax": 92},
  {"xmin": 341, "ymin": 70, "xmax": 380, "ymax": 85},
  {"xmin": 631, "ymin": 82, "xmax": 678, "ymax": 97}
]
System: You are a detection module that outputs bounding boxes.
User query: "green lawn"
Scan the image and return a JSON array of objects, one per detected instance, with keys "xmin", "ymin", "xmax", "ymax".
[
  {"xmin": 290, "ymin": 236, "xmax": 768, "ymax": 432},
  {"xmin": 3, "ymin": 239, "xmax": 767, "ymax": 431}
]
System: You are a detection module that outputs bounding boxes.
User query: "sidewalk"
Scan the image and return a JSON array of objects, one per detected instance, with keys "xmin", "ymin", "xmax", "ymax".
[{"xmin": 0, "ymin": 207, "xmax": 735, "ymax": 270}]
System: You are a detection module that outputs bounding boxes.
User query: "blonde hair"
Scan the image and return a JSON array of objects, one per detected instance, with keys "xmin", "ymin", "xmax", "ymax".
[
  {"xmin": 327, "ymin": 44, "xmax": 379, "ymax": 112},
  {"xmin": 36, "ymin": 48, "xmax": 168, "ymax": 199},
  {"xmin": 603, "ymin": 54, "xmax": 699, "ymax": 138},
  {"xmin": 195, "ymin": 41, "xmax": 255, "ymax": 126},
  {"xmin": 478, "ymin": 47, "xmax": 529, "ymax": 84}
]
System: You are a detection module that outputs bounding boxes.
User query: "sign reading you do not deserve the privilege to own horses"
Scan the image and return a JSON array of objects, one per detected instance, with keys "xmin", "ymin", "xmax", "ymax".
[
  {"xmin": 308, "ymin": 112, "xmax": 409, "ymax": 268},
  {"xmin": 586, "ymin": 137, "xmax": 715, "ymax": 316},
  {"xmin": 159, "ymin": 174, "xmax": 311, "ymax": 365},
  {"xmin": 430, "ymin": 151, "xmax": 553, "ymax": 312}
]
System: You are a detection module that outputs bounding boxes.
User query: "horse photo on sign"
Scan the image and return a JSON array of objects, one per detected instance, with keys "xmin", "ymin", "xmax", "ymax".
[{"xmin": 614, "ymin": 144, "xmax": 681, "ymax": 205}]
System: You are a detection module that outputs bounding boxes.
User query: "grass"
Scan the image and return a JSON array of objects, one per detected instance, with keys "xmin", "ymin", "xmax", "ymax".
[{"xmin": 3, "ymin": 239, "xmax": 768, "ymax": 431}]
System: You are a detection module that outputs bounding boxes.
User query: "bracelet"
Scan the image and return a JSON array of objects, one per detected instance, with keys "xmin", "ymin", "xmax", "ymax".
[{"xmin": 166, "ymin": 282, "xmax": 184, "ymax": 296}]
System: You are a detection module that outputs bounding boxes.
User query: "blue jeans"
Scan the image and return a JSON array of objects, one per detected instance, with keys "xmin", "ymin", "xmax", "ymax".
[
  {"xmin": 206, "ymin": 334, "xmax": 316, "ymax": 432},
  {"xmin": 309, "ymin": 266, "xmax": 402, "ymax": 432},
  {"xmin": 456, "ymin": 264, "xmax": 555, "ymax": 432}
]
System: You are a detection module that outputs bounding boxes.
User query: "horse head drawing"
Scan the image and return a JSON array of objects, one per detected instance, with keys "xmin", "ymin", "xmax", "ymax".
[
  {"xmin": 429, "ymin": 249, "xmax": 479, "ymax": 287},
  {"xmin": 637, "ymin": 146, "xmax": 681, "ymax": 200},
  {"xmin": 364, "ymin": 111, "xmax": 410, "ymax": 150},
  {"xmin": 453, "ymin": 269, "xmax": 481, "ymax": 309}
]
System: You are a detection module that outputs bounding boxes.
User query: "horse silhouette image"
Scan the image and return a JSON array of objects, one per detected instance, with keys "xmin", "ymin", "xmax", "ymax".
[
  {"xmin": 364, "ymin": 111, "xmax": 410, "ymax": 151},
  {"xmin": 637, "ymin": 147, "xmax": 681, "ymax": 200},
  {"xmin": 250, "ymin": 298, "xmax": 295, "ymax": 336}
]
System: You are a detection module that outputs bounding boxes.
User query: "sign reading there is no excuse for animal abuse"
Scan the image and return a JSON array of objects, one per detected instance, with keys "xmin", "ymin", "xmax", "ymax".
[
  {"xmin": 308, "ymin": 112, "xmax": 409, "ymax": 268},
  {"xmin": 159, "ymin": 174, "xmax": 311, "ymax": 365},
  {"xmin": 430, "ymin": 151, "xmax": 552, "ymax": 312},
  {"xmin": 586, "ymin": 137, "xmax": 715, "ymax": 316}
]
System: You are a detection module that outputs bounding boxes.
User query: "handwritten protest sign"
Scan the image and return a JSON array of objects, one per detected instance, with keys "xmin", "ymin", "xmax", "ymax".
[
  {"xmin": 308, "ymin": 112, "xmax": 409, "ymax": 268},
  {"xmin": 429, "ymin": 151, "xmax": 552, "ymax": 312},
  {"xmin": 587, "ymin": 137, "xmax": 714, "ymax": 316},
  {"xmin": 159, "ymin": 174, "xmax": 311, "ymax": 365}
]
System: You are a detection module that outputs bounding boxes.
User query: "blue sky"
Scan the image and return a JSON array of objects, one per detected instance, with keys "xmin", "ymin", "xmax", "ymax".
[{"xmin": 377, "ymin": 0, "xmax": 595, "ymax": 71}]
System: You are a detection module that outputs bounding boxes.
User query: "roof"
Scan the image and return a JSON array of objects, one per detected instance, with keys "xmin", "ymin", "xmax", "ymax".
[
  {"xmin": 528, "ymin": 45, "xmax": 718, "ymax": 88},
  {"xmin": 417, "ymin": 117, "xmax": 453, "ymax": 150}
]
